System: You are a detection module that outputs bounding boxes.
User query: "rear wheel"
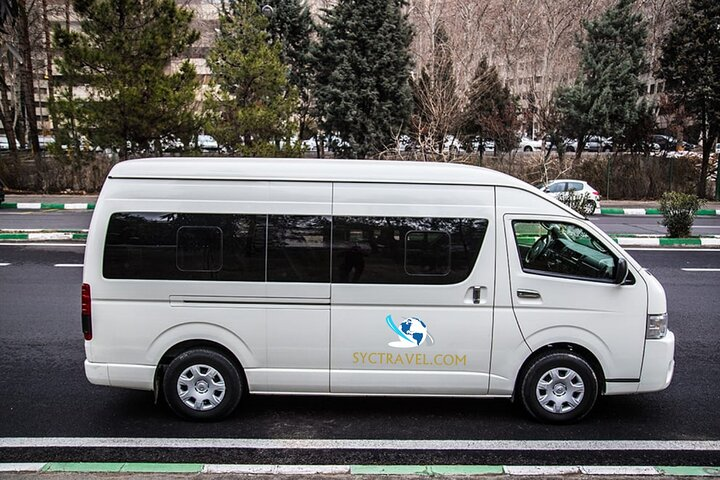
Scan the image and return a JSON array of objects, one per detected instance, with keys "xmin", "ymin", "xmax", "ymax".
[
  {"xmin": 524, "ymin": 146, "xmax": 533, "ymax": 152},
  {"xmin": 520, "ymin": 351, "xmax": 598, "ymax": 423},
  {"xmin": 163, "ymin": 348, "xmax": 242, "ymax": 421},
  {"xmin": 584, "ymin": 201, "xmax": 596, "ymax": 216}
]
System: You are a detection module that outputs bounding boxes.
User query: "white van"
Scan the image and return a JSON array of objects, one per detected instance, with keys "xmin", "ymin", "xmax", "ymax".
[{"xmin": 82, "ymin": 158, "xmax": 674, "ymax": 423}]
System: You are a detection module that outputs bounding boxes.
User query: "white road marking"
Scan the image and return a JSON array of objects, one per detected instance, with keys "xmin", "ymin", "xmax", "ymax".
[
  {"xmin": 54, "ymin": 264, "xmax": 83, "ymax": 268},
  {"xmin": 0, "ymin": 438, "xmax": 719, "ymax": 451},
  {"xmin": 204, "ymin": 465, "xmax": 349, "ymax": 474},
  {"xmin": 505, "ymin": 466, "xmax": 580, "ymax": 475},
  {"xmin": 0, "ymin": 263, "xmax": 9, "ymax": 266},
  {"xmin": 580, "ymin": 466, "xmax": 659, "ymax": 475},
  {"xmin": 681, "ymin": 268, "xmax": 720, "ymax": 272}
]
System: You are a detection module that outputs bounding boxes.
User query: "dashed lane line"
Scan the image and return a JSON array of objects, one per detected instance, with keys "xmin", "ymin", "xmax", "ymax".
[
  {"xmin": 681, "ymin": 268, "xmax": 720, "ymax": 272},
  {"xmin": 53, "ymin": 264, "xmax": 83, "ymax": 268}
]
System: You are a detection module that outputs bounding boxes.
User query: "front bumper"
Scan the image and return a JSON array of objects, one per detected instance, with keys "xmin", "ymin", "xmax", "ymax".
[{"xmin": 638, "ymin": 331, "xmax": 675, "ymax": 393}]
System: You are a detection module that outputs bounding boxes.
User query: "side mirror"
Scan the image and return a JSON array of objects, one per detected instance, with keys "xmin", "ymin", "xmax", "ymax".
[{"xmin": 615, "ymin": 257, "xmax": 629, "ymax": 284}]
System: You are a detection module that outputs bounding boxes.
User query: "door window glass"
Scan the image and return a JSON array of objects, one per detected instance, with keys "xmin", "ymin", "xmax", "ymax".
[
  {"xmin": 267, "ymin": 215, "xmax": 331, "ymax": 282},
  {"xmin": 333, "ymin": 217, "xmax": 487, "ymax": 284},
  {"xmin": 546, "ymin": 182, "xmax": 566, "ymax": 193},
  {"xmin": 513, "ymin": 221, "xmax": 616, "ymax": 281},
  {"xmin": 567, "ymin": 182, "xmax": 584, "ymax": 192}
]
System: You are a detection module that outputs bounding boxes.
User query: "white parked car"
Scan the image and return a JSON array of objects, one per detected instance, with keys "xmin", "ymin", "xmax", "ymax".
[
  {"xmin": 518, "ymin": 136, "xmax": 543, "ymax": 152},
  {"xmin": 542, "ymin": 179, "xmax": 601, "ymax": 215},
  {"xmin": 195, "ymin": 134, "xmax": 219, "ymax": 151}
]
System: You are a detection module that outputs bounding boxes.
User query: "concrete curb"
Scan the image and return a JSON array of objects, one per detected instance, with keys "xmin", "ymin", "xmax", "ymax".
[
  {"xmin": 1, "ymin": 463, "xmax": 718, "ymax": 476},
  {"xmin": 600, "ymin": 207, "xmax": 720, "ymax": 216},
  {"xmin": 0, "ymin": 202, "xmax": 95, "ymax": 210},
  {"xmin": 0, "ymin": 229, "xmax": 87, "ymax": 241}
]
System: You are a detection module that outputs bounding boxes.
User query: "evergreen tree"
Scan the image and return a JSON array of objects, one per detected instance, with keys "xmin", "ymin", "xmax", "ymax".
[
  {"xmin": 313, "ymin": 0, "xmax": 413, "ymax": 158},
  {"xmin": 205, "ymin": 0, "xmax": 297, "ymax": 156},
  {"xmin": 410, "ymin": 24, "xmax": 460, "ymax": 155},
  {"xmin": 461, "ymin": 57, "xmax": 519, "ymax": 155},
  {"xmin": 659, "ymin": 0, "xmax": 720, "ymax": 198},
  {"xmin": 53, "ymin": 0, "xmax": 200, "ymax": 160},
  {"xmin": 556, "ymin": 0, "xmax": 648, "ymax": 156},
  {"xmin": 259, "ymin": 0, "xmax": 316, "ymax": 141}
]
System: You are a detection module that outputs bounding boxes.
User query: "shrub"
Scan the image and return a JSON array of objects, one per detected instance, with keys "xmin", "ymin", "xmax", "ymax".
[
  {"xmin": 556, "ymin": 190, "xmax": 594, "ymax": 216},
  {"xmin": 659, "ymin": 191, "xmax": 705, "ymax": 238}
]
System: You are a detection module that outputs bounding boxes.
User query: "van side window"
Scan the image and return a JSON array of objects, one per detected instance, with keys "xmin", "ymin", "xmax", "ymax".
[
  {"xmin": 177, "ymin": 226, "xmax": 223, "ymax": 272},
  {"xmin": 513, "ymin": 221, "xmax": 617, "ymax": 282},
  {"xmin": 332, "ymin": 217, "xmax": 487, "ymax": 285},
  {"xmin": 103, "ymin": 213, "xmax": 266, "ymax": 281},
  {"xmin": 405, "ymin": 231, "xmax": 451, "ymax": 275},
  {"xmin": 267, "ymin": 215, "xmax": 331, "ymax": 282}
]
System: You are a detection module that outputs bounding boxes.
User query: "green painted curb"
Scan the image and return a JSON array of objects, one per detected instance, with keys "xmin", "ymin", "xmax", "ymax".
[
  {"xmin": 0, "ymin": 203, "xmax": 17, "ymax": 209},
  {"xmin": 72, "ymin": 233, "xmax": 88, "ymax": 239},
  {"xmin": 0, "ymin": 202, "xmax": 95, "ymax": 210},
  {"xmin": 0, "ymin": 233, "xmax": 27, "ymax": 239},
  {"xmin": 645, "ymin": 208, "xmax": 662, "ymax": 215},
  {"xmin": 656, "ymin": 466, "xmax": 720, "ymax": 476},
  {"xmin": 696, "ymin": 209, "xmax": 717, "ymax": 216},
  {"xmin": 42, "ymin": 462, "xmax": 203, "ymax": 473},
  {"xmin": 660, "ymin": 237, "xmax": 702, "ymax": 245},
  {"xmin": 40, "ymin": 203, "xmax": 64, "ymax": 209},
  {"xmin": 600, "ymin": 208, "xmax": 625, "ymax": 214}
]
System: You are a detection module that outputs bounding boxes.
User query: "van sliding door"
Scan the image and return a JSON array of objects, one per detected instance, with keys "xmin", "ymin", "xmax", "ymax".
[{"xmin": 330, "ymin": 183, "xmax": 496, "ymax": 395}]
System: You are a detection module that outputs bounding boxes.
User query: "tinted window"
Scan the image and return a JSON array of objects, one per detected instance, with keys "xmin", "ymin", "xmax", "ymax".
[
  {"xmin": 405, "ymin": 231, "xmax": 450, "ymax": 275},
  {"xmin": 267, "ymin": 215, "xmax": 331, "ymax": 283},
  {"xmin": 513, "ymin": 221, "xmax": 617, "ymax": 282},
  {"xmin": 177, "ymin": 226, "xmax": 223, "ymax": 272},
  {"xmin": 567, "ymin": 182, "xmax": 583, "ymax": 192},
  {"xmin": 333, "ymin": 217, "xmax": 487, "ymax": 285},
  {"xmin": 104, "ymin": 213, "xmax": 266, "ymax": 281}
]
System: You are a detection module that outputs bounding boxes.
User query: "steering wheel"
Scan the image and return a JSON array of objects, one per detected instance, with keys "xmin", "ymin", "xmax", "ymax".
[
  {"xmin": 525, "ymin": 226, "xmax": 560, "ymax": 264},
  {"xmin": 525, "ymin": 234, "xmax": 550, "ymax": 264}
]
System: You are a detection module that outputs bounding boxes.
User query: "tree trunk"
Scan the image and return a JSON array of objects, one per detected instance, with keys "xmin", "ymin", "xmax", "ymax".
[
  {"xmin": 697, "ymin": 105, "xmax": 708, "ymax": 198},
  {"xmin": 17, "ymin": 0, "xmax": 44, "ymax": 190},
  {"xmin": 41, "ymin": 0, "xmax": 53, "ymax": 103}
]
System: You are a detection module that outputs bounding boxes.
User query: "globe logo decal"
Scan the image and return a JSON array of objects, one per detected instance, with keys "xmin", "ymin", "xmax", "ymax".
[{"xmin": 386, "ymin": 315, "xmax": 435, "ymax": 349}]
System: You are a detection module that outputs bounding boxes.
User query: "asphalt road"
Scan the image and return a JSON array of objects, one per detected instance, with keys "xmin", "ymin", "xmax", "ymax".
[
  {"xmin": 0, "ymin": 244, "xmax": 718, "ymax": 466},
  {"xmin": 2, "ymin": 209, "xmax": 720, "ymax": 236}
]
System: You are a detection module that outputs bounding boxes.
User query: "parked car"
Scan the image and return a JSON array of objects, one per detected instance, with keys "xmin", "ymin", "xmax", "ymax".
[
  {"xmin": 518, "ymin": 136, "xmax": 543, "ymax": 152},
  {"xmin": 0, "ymin": 136, "xmax": 20, "ymax": 150},
  {"xmin": 443, "ymin": 135, "xmax": 466, "ymax": 154},
  {"xmin": 541, "ymin": 179, "xmax": 601, "ymax": 215},
  {"xmin": 194, "ymin": 134, "xmax": 219, "ymax": 151}
]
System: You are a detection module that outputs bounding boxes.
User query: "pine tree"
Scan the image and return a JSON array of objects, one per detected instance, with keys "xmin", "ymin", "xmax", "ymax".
[
  {"xmin": 660, "ymin": 0, "xmax": 720, "ymax": 198},
  {"xmin": 53, "ymin": 0, "xmax": 201, "ymax": 160},
  {"xmin": 556, "ymin": 0, "xmax": 648, "ymax": 156},
  {"xmin": 461, "ymin": 57, "xmax": 519, "ymax": 155},
  {"xmin": 259, "ymin": 0, "xmax": 316, "ymax": 141},
  {"xmin": 204, "ymin": 0, "xmax": 298, "ymax": 156},
  {"xmin": 313, "ymin": 0, "xmax": 413, "ymax": 158}
]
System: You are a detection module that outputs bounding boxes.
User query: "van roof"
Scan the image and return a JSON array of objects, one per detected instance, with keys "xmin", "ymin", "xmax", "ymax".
[{"xmin": 108, "ymin": 157, "xmax": 530, "ymax": 188}]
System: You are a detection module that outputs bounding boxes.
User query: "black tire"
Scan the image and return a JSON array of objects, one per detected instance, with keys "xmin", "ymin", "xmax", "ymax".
[
  {"xmin": 163, "ymin": 348, "xmax": 242, "ymax": 421},
  {"xmin": 584, "ymin": 201, "xmax": 596, "ymax": 216},
  {"xmin": 524, "ymin": 146, "xmax": 533, "ymax": 152},
  {"xmin": 520, "ymin": 351, "xmax": 599, "ymax": 424},
  {"xmin": 566, "ymin": 146, "xmax": 576, "ymax": 153}
]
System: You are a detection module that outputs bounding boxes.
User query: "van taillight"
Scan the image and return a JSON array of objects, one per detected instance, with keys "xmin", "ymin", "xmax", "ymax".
[{"xmin": 82, "ymin": 283, "xmax": 92, "ymax": 340}]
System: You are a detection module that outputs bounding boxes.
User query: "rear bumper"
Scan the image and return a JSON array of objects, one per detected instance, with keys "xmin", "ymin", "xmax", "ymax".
[
  {"xmin": 638, "ymin": 331, "xmax": 675, "ymax": 393},
  {"xmin": 85, "ymin": 360, "xmax": 155, "ymax": 391}
]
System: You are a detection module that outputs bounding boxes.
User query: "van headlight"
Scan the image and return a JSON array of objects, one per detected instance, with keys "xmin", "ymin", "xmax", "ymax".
[{"xmin": 647, "ymin": 313, "xmax": 668, "ymax": 339}]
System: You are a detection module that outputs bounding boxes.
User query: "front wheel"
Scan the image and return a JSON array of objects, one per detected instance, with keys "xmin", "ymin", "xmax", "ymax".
[
  {"xmin": 163, "ymin": 348, "xmax": 243, "ymax": 421},
  {"xmin": 520, "ymin": 351, "xmax": 599, "ymax": 423}
]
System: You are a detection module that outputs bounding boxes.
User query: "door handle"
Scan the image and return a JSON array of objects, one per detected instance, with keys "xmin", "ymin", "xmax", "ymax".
[{"xmin": 517, "ymin": 289, "xmax": 541, "ymax": 299}]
